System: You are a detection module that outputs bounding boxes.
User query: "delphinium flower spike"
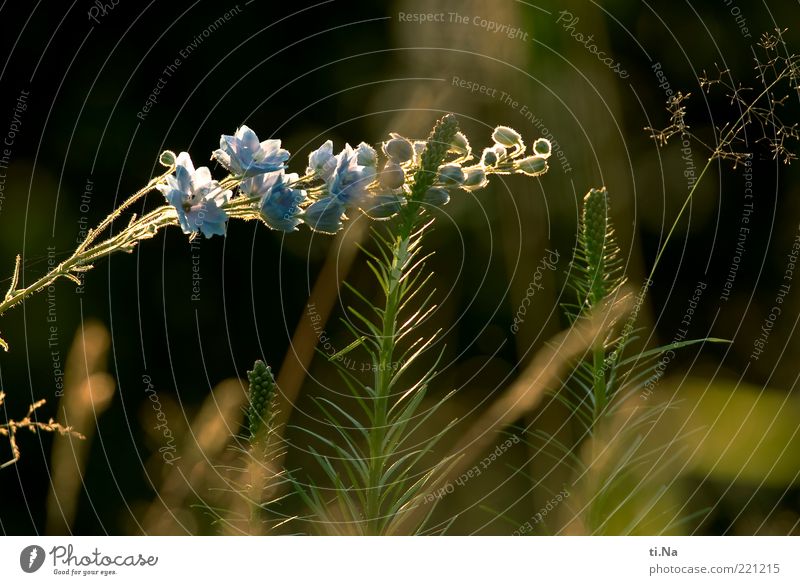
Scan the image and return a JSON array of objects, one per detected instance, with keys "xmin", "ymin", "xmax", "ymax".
[{"xmin": 0, "ymin": 115, "xmax": 553, "ymax": 352}]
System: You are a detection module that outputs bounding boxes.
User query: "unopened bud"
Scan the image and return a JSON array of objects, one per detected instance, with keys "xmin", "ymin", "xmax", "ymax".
[
  {"xmin": 481, "ymin": 148, "xmax": 498, "ymax": 166},
  {"xmin": 379, "ymin": 160, "xmax": 405, "ymax": 190},
  {"xmin": 516, "ymin": 155, "xmax": 548, "ymax": 176},
  {"xmin": 532, "ymin": 138, "xmax": 552, "ymax": 158},
  {"xmin": 437, "ymin": 163, "xmax": 465, "ymax": 185},
  {"xmin": 383, "ymin": 135, "xmax": 414, "ymax": 163},
  {"xmin": 450, "ymin": 131, "xmax": 470, "ymax": 156},
  {"xmin": 492, "ymin": 126, "xmax": 522, "ymax": 147},
  {"xmin": 462, "ymin": 166, "xmax": 488, "ymax": 190},
  {"xmin": 159, "ymin": 150, "xmax": 176, "ymax": 167},
  {"xmin": 424, "ymin": 186, "xmax": 450, "ymax": 207}
]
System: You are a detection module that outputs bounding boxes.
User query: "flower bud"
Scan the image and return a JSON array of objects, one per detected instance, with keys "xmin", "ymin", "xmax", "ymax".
[
  {"xmin": 481, "ymin": 147, "xmax": 498, "ymax": 166},
  {"xmin": 308, "ymin": 140, "xmax": 335, "ymax": 179},
  {"xmin": 532, "ymin": 138, "xmax": 552, "ymax": 158},
  {"xmin": 362, "ymin": 194, "xmax": 404, "ymax": 219},
  {"xmin": 383, "ymin": 134, "xmax": 414, "ymax": 163},
  {"xmin": 492, "ymin": 126, "xmax": 522, "ymax": 147},
  {"xmin": 462, "ymin": 166, "xmax": 488, "ymax": 190},
  {"xmin": 450, "ymin": 131, "xmax": 470, "ymax": 156},
  {"xmin": 437, "ymin": 163, "xmax": 465, "ymax": 185},
  {"xmin": 159, "ymin": 150, "xmax": 176, "ymax": 167},
  {"xmin": 516, "ymin": 155, "xmax": 548, "ymax": 176},
  {"xmin": 379, "ymin": 160, "xmax": 405, "ymax": 190},
  {"xmin": 424, "ymin": 186, "xmax": 450, "ymax": 207}
]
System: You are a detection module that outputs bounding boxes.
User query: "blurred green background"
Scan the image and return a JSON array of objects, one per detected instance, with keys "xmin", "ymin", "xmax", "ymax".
[{"xmin": 0, "ymin": 0, "xmax": 798, "ymax": 535}]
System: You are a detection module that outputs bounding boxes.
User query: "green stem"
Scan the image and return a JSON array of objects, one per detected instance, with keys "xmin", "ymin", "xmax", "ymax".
[
  {"xmin": 364, "ymin": 208, "xmax": 417, "ymax": 534},
  {"xmin": 591, "ymin": 346, "xmax": 606, "ymax": 427},
  {"xmin": 647, "ymin": 159, "xmax": 711, "ymax": 282},
  {"xmin": 0, "ymin": 202, "xmax": 176, "ymax": 352},
  {"xmin": 645, "ymin": 62, "xmax": 787, "ymax": 284},
  {"xmin": 360, "ymin": 114, "xmax": 458, "ymax": 534}
]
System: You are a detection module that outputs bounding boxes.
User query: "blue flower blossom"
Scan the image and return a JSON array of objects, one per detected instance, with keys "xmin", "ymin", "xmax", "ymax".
[
  {"xmin": 302, "ymin": 143, "xmax": 378, "ymax": 233},
  {"xmin": 303, "ymin": 197, "xmax": 346, "ymax": 234},
  {"xmin": 157, "ymin": 152, "xmax": 231, "ymax": 238},
  {"xmin": 213, "ymin": 125, "xmax": 289, "ymax": 177},
  {"xmin": 327, "ymin": 144, "xmax": 376, "ymax": 206},
  {"xmin": 356, "ymin": 142, "xmax": 377, "ymax": 167},
  {"xmin": 307, "ymin": 140, "xmax": 336, "ymax": 180},
  {"xmin": 241, "ymin": 171, "xmax": 306, "ymax": 232}
]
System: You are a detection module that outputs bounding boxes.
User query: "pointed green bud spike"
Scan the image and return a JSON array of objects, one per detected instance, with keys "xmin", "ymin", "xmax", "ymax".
[
  {"xmin": 246, "ymin": 360, "xmax": 276, "ymax": 440},
  {"xmin": 411, "ymin": 114, "xmax": 460, "ymax": 201},
  {"xmin": 582, "ymin": 187, "xmax": 612, "ymax": 304}
]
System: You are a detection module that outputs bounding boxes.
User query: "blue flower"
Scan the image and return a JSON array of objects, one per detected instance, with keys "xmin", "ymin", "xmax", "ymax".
[
  {"xmin": 157, "ymin": 152, "xmax": 231, "ymax": 238},
  {"xmin": 327, "ymin": 144, "xmax": 376, "ymax": 206},
  {"xmin": 303, "ymin": 197, "xmax": 346, "ymax": 234},
  {"xmin": 213, "ymin": 125, "xmax": 289, "ymax": 177},
  {"xmin": 356, "ymin": 141, "xmax": 377, "ymax": 167},
  {"xmin": 241, "ymin": 171, "xmax": 306, "ymax": 232},
  {"xmin": 307, "ymin": 140, "xmax": 336, "ymax": 180},
  {"xmin": 302, "ymin": 144, "xmax": 378, "ymax": 233}
]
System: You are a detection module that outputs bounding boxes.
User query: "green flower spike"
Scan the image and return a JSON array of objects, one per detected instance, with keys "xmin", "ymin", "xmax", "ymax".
[{"xmin": 246, "ymin": 360, "xmax": 277, "ymax": 441}]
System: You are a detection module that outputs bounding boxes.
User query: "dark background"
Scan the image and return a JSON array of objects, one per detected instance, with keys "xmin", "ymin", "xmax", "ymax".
[{"xmin": 0, "ymin": 0, "xmax": 798, "ymax": 535}]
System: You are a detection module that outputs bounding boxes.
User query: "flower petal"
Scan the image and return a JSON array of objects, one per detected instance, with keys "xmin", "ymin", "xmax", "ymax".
[{"xmin": 304, "ymin": 197, "xmax": 345, "ymax": 234}]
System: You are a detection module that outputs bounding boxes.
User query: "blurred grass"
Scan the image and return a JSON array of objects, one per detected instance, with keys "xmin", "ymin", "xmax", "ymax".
[{"xmin": 669, "ymin": 378, "xmax": 800, "ymax": 487}]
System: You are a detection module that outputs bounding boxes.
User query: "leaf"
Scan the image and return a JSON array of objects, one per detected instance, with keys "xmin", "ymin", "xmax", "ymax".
[
  {"xmin": 618, "ymin": 337, "xmax": 730, "ymax": 366},
  {"xmin": 327, "ymin": 336, "xmax": 367, "ymax": 362}
]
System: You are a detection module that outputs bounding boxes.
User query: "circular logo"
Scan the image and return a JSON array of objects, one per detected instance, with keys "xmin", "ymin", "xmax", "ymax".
[{"xmin": 19, "ymin": 545, "xmax": 46, "ymax": 573}]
